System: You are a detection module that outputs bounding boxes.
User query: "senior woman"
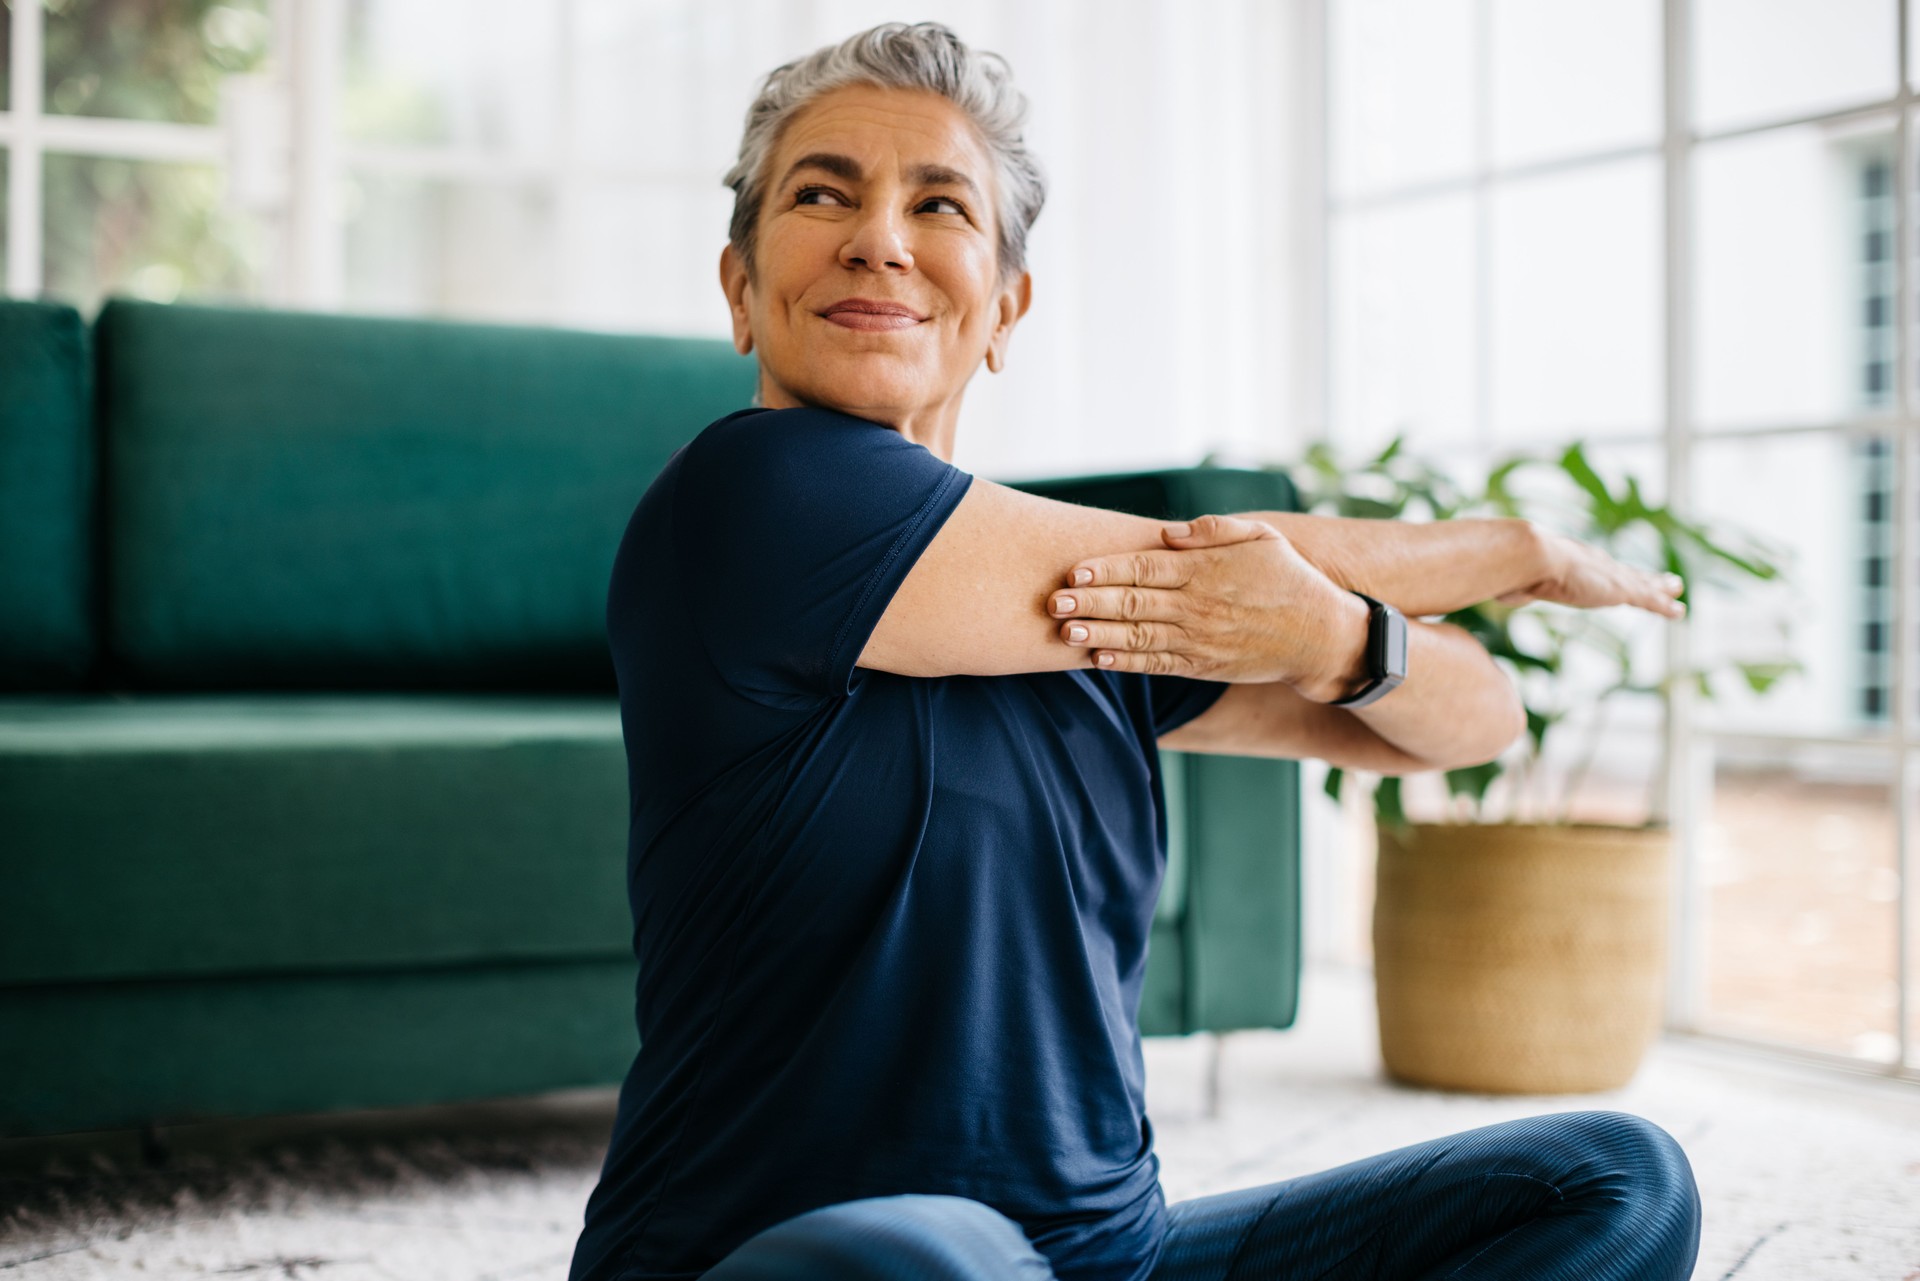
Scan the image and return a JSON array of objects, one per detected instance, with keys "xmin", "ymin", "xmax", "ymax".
[{"xmin": 570, "ymin": 22, "xmax": 1701, "ymax": 1281}]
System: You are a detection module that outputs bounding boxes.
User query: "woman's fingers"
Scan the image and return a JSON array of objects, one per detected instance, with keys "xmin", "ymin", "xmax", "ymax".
[
  {"xmin": 1066, "ymin": 515, "xmax": 1278, "ymax": 588},
  {"xmin": 1048, "ymin": 584, "xmax": 1184, "ymax": 622},
  {"xmin": 1057, "ymin": 617, "xmax": 1183, "ymax": 655},
  {"xmin": 1067, "ymin": 549, "xmax": 1189, "ymax": 590},
  {"xmin": 1521, "ymin": 539, "xmax": 1689, "ymax": 618},
  {"xmin": 1644, "ymin": 570, "xmax": 1687, "ymax": 618},
  {"xmin": 1158, "ymin": 513, "xmax": 1279, "ymax": 548},
  {"xmin": 1084, "ymin": 648, "xmax": 1198, "ymax": 675}
]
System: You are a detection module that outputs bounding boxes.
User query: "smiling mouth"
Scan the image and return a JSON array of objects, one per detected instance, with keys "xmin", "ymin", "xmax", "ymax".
[{"xmin": 819, "ymin": 299, "xmax": 927, "ymax": 331}]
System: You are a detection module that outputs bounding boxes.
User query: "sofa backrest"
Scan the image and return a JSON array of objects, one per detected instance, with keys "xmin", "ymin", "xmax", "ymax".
[
  {"xmin": 0, "ymin": 302, "xmax": 94, "ymax": 693},
  {"xmin": 95, "ymin": 300, "xmax": 755, "ymax": 691}
]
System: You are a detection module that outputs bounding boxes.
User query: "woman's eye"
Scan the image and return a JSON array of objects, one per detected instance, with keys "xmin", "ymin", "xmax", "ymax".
[
  {"xmin": 795, "ymin": 186, "xmax": 847, "ymax": 206},
  {"xmin": 918, "ymin": 196, "xmax": 965, "ymax": 215}
]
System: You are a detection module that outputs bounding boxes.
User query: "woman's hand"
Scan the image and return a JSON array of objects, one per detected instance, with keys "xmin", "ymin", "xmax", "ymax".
[
  {"xmin": 1498, "ymin": 527, "xmax": 1687, "ymax": 617},
  {"xmin": 1047, "ymin": 514, "xmax": 1369, "ymax": 697}
]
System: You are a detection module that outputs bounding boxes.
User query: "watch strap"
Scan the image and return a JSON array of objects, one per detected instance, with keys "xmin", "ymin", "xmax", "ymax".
[{"xmin": 1329, "ymin": 591, "xmax": 1408, "ymax": 709}]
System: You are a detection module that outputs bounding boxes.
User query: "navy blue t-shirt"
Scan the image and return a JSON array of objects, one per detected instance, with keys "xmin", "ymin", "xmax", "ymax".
[{"xmin": 569, "ymin": 406, "xmax": 1229, "ymax": 1281}]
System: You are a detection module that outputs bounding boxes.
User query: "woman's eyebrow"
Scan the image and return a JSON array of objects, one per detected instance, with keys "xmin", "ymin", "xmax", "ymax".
[
  {"xmin": 776, "ymin": 153, "xmax": 981, "ymax": 203},
  {"xmin": 912, "ymin": 164, "xmax": 981, "ymax": 201},
  {"xmin": 779, "ymin": 152, "xmax": 863, "ymax": 186}
]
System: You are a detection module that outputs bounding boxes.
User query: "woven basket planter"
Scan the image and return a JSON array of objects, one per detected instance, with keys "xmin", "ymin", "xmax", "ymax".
[{"xmin": 1372, "ymin": 821, "xmax": 1670, "ymax": 1094}]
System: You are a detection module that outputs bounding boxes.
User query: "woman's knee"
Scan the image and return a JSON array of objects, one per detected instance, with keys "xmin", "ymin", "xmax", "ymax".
[
  {"xmin": 1563, "ymin": 1111, "xmax": 1697, "ymax": 1190},
  {"xmin": 1558, "ymin": 1111, "xmax": 1703, "ymax": 1248},
  {"xmin": 705, "ymin": 1194, "xmax": 1053, "ymax": 1281}
]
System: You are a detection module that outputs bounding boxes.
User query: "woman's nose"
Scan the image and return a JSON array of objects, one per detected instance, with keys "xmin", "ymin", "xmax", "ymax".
[{"xmin": 839, "ymin": 205, "xmax": 914, "ymax": 273}]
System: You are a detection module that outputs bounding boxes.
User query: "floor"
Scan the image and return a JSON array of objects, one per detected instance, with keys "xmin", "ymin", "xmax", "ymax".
[{"xmin": 4, "ymin": 965, "xmax": 1918, "ymax": 1280}]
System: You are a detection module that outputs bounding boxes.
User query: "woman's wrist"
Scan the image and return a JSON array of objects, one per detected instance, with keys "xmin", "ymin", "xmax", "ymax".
[
  {"xmin": 1288, "ymin": 586, "xmax": 1372, "ymax": 704},
  {"xmin": 1503, "ymin": 518, "xmax": 1561, "ymax": 602}
]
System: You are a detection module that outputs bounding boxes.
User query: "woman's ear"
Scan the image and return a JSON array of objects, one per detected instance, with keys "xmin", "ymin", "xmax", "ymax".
[
  {"xmin": 984, "ymin": 270, "xmax": 1033, "ymax": 374},
  {"xmin": 719, "ymin": 244, "xmax": 755, "ymax": 356}
]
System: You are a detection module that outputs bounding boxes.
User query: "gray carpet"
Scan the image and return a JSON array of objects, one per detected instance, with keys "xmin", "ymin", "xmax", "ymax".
[{"xmin": 4, "ymin": 965, "xmax": 1917, "ymax": 1279}]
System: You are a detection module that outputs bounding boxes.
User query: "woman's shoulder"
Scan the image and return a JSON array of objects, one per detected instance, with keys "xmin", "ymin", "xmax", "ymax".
[
  {"xmin": 682, "ymin": 404, "xmax": 942, "ymax": 486},
  {"xmin": 691, "ymin": 404, "xmax": 895, "ymax": 447}
]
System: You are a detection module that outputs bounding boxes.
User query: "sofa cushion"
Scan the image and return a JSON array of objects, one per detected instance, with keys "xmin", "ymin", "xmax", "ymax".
[
  {"xmin": 1, "ymin": 958, "xmax": 641, "ymax": 1136},
  {"xmin": 0, "ymin": 302, "xmax": 94, "ymax": 692},
  {"xmin": 0, "ymin": 695, "xmax": 631, "ymax": 986},
  {"xmin": 95, "ymin": 300, "xmax": 756, "ymax": 690}
]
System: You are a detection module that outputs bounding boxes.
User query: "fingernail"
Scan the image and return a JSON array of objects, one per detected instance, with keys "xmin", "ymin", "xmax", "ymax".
[
  {"xmin": 1166, "ymin": 522, "xmax": 1192, "ymax": 538},
  {"xmin": 1055, "ymin": 595, "xmax": 1076, "ymax": 613},
  {"xmin": 1072, "ymin": 568, "xmax": 1092, "ymax": 586},
  {"xmin": 1096, "ymin": 652, "xmax": 1113, "ymax": 666},
  {"xmin": 1663, "ymin": 573, "xmax": 1683, "ymax": 590},
  {"xmin": 1067, "ymin": 624, "xmax": 1088, "ymax": 642}
]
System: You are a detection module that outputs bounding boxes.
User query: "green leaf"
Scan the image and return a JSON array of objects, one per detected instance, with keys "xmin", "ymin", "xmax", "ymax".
[
  {"xmin": 1342, "ymin": 497, "xmax": 1403, "ymax": 520},
  {"xmin": 1445, "ymin": 759, "xmax": 1503, "ymax": 807},
  {"xmin": 1650, "ymin": 510, "xmax": 1781, "ymax": 581},
  {"xmin": 1323, "ymin": 765, "xmax": 1346, "ymax": 804},
  {"xmin": 1735, "ymin": 660, "xmax": 1801, "ymax": 694},
  {"xmin": 1525, "ymin": 707, "xmax": 1555, "ymax": 753},
  {"xmin": 1559, "ymin": 442, "xmax": 1616, "ymax": 512},
  {"xmin": 1486, "ymin": 454, "xmax": 1530, "ymax": 489},
  {"xmin": 1445, "ymin": 606, "xmax": 1558, "ymax": 674},
  {"xmin": 1482, "ymin": 455, "xmax": 1531, "ymax": 516},
  {"xmin": 1375, "ymin": 775, "xmax": 1408, "ymax": 830}
]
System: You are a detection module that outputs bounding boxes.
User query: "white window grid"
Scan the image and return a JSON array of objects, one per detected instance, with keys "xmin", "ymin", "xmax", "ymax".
[
  {"xmin": 1322, "ymin": 0, "xmax": 1920, "ymax": 1085},
  {"xmin": 0, "ymin": 0, "xmax": 735, "ymax": 310}
]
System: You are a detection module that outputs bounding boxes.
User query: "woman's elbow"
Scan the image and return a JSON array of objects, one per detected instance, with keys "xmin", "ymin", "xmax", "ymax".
[
  {"xmin": 1465, "ymin": 674, "xmax": 1527, "ymax": 769},
  {"xmin": 1419, "ymin": 670, "xmax": 1526, "ymax": 774}
]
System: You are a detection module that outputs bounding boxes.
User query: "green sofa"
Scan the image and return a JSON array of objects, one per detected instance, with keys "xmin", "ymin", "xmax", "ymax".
[{"xmin": 0, "ymin": 298, "xmax": 1300, "ymax": 1139}]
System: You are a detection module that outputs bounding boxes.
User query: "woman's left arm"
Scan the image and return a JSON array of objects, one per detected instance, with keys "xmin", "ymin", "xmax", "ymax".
[
  {"xmin": 1153, "ymin": 612, "xmax": 1522, "ymax": 772},
  {"xmin": 1049, "ymin": 514, "xmax": 1676, "ymax": 770}
]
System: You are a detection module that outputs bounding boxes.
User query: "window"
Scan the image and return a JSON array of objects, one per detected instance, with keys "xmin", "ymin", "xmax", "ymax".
[{"xmin": 1327, "ymin": 0, "xmax": 1918, "ymax": 1078}]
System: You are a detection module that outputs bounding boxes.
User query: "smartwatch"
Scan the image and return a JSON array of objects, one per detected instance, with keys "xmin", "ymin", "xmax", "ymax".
[{"xmin": 1329, "ymin": 592, "xmax": 1408, "ymax": 709}]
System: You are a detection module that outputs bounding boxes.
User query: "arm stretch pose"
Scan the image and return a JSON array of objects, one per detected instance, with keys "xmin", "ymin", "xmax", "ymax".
[{"xmin": 569, "ymin": 22, "xmax": 1702, "ymax": 1281}]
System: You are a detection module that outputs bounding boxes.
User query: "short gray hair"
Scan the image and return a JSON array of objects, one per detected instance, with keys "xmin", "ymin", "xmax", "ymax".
[{"xmin": 723, "ymin": 22, "xmax": 1047, "ymax": 282}]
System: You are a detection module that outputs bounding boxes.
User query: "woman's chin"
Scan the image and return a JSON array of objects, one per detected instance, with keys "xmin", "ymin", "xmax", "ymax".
[{"xmin": 792, "ymin": 367, "xmax": 945, "ymax": 421}]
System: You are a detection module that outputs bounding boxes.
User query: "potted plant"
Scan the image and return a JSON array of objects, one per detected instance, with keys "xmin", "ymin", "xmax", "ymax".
[{"xmin": 1283, "ymin": 437, "xmax": 1793, "ymax": 1093}]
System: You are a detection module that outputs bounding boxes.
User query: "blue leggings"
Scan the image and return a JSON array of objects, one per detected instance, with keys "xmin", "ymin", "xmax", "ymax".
[{"xmin": 702, "ymin": 1110, "xmax": 1702, "ymax": 1280}]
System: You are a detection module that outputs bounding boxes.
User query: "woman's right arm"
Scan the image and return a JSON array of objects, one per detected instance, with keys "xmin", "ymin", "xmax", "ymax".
[{"xmin": 856, "ymin": 477, "xmax": 1362, "ymax": 688}]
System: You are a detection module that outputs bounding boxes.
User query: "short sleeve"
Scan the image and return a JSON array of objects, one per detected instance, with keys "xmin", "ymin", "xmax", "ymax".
[
  {"xmin": 1146, "ymin": 674, "xmax": 1231, "ymax": 737},
  {"xmin": 673, "ymin": 407, "xmax": 972, "ymax": 709}
]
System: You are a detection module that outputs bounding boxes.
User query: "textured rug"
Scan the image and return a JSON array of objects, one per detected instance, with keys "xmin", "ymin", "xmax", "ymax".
[{"xmin": 4, "ymin": 965, "xmax": 1917, "ymax": 1280}]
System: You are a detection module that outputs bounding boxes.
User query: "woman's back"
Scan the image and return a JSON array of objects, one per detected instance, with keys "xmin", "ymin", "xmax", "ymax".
[{"xmin": 568, "ymin": 407, "xmax": 1229, "ymax": 1281}]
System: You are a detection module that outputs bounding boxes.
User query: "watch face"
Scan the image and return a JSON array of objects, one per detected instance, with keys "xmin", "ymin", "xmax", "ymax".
[
  {"xmin": 1334, "ymin": 594, "xmax": 1410, "ymax": 707},
  {"xmin": 1381, "ymin": 604, "xmax": 1409, "ymax": 679}
]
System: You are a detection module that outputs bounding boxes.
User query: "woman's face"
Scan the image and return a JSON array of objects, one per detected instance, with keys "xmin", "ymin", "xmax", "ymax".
[{"xmin": 720, "ymin": 84, "xmax": 1031, "ymax": 443}]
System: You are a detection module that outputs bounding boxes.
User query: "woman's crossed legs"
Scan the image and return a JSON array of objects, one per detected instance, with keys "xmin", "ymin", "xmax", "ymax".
[
  {"xmin": 1153, "ymin": 1109, "xmax": 1701, "ymax": 1280},
  {"xmin": 702, "ymin": 1110, "xmax": 1703, "ymax": 1281}
]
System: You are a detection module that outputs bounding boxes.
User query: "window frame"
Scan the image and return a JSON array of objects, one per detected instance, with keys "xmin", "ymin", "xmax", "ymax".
[{"xmin": 1323, "ymin": 0, "xmax": 1919, "ymax": 1084}]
